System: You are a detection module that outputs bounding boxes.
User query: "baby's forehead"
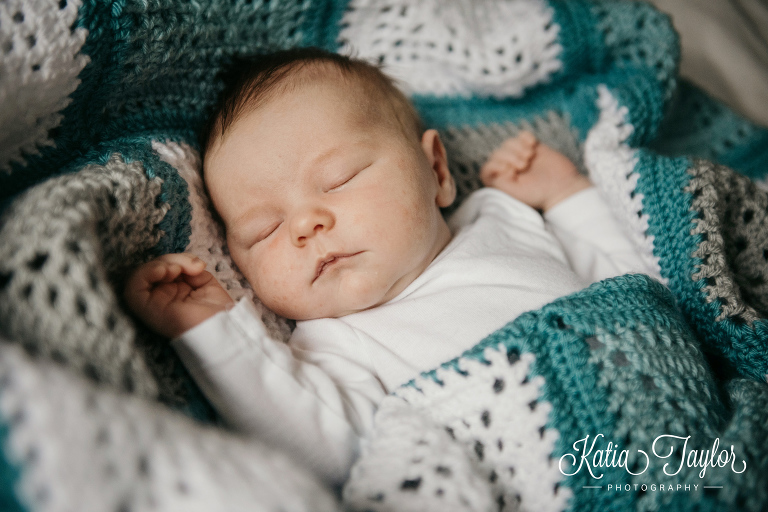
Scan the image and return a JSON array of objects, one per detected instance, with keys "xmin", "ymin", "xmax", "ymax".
[
  {"xmin": 283, "ymin": 63, "xmax": 389, "ymax": 121},
  {"xmin": 204, "ymin": 59, "xmax": 417, "ymax": 181}
]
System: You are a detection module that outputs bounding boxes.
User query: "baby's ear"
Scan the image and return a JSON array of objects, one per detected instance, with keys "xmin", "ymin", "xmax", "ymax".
[{"xmin": 420, "ymin": 129, "xmax": 456, "ymax": 208}]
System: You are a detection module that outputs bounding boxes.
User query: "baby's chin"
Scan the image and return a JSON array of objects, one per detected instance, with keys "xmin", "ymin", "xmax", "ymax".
[
  {"xmin": 261, "ymin": 269, "xmax": 416, "ymax": 320},
  {"xmin": 266, "ymin": 286, "xmax": 390, "ymax": 321},
  {"xmin": 276, "ymin": 299, "xmax": 378, "ymax": 322},
  {"xmin": 270, "ymin": 304, "xmax": 364, "ymax": 322}
]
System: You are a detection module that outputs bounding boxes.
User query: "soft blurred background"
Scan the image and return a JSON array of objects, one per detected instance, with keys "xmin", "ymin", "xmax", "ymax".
[{"xmin": 648, "ymin": 0, "xmax": 768, "ymax": 126}]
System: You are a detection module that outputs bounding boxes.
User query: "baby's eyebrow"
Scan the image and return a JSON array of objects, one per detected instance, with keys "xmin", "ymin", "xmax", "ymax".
[
  {"xmin": 308, "ymin": 144, "xmax": 346, "ymax": 170},
  {"xmin": 232, "ymin": 205, "xmax": 263, "ymax": 227},
  {"xmin": 307, "ymin": 136, "xmax": 372, "ymax": 170}
]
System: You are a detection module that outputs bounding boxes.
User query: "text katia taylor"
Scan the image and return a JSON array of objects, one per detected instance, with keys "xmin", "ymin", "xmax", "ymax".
[{"xmin": 559, "ymin": 434, "xmax": 747, "ymax": 479}]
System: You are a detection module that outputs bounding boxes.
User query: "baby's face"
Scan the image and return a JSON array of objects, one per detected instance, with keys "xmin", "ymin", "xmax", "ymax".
[{"xmin": 204, "ymin": 77, "xmax": 455, "ymax": 320}]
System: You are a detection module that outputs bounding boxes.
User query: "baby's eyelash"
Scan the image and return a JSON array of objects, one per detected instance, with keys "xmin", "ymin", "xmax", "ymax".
[
  {"xmin": 328, "ymin": 171, "xmax": 358, "ymax": 191},
  {"xmin": 255, "ymin": 223, "xmax": 281, "ymax": 244},
  {"xmin": 328, "ymin": 163, "xmax": 371, "ymax": 191}
]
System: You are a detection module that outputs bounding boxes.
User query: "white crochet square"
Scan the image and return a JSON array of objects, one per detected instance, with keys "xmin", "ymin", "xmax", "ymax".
[
  {"xmin": 338, "ymin": 0, "xmax": 562, "ymax": 98},
  {"xmin": 346, "ymin": 345, "xmax": 570, "ymax": 512},
  {"xmin": 0, "ymin": 0, "xmax": 89, "ymax": 172},
  {"xmin": 0, "ymin": 341, "xmax": 339, "ymax": 512}
]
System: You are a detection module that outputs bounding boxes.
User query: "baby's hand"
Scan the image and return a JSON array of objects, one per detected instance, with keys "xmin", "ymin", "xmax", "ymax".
[
  {"xmin": 124, "ymin": 253, "xmax": 235, "ymax": 339},
  {"xmin": 480, "ymin": 131, "xmax": 590, "ymax": 212}
]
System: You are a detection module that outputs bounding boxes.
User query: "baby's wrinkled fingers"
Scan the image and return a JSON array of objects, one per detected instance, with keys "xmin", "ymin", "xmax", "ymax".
[
  {"xmin": 127, "ymin": 260, "xmax": 165, "ymax": 287},
  {"xmin": 134, "ymin": 259, "xmax": 179, "ymax": 286},
  {"xmin": 481, "ymin": 169, "xmax": 499, "ymax": 185},
  {"xmin": 124, "ymin": 261, "xmax": 164, "ymax": 306},
  {"xmin": 502, "ymin": 132, "xmax": 537, "ymax": 156},
  {"xmin": 480, "ymin": 161, "xmax": 503, "ymax": 183},
  {"xmin": 157, "ymin": 253, "xmax": 206, "ymax": 274},
  {"xmin": 183, "ymin": 269, "xmax": 216, "ymax": 288},
  {"xmin": 159, "ymin": 263, "xmax": 184, "ymax": 283},
  {"xmin": 142, "ymin": 260, "xmax": 168, "ymax": 282},
  {"xmin": 501, "ymin": 131, "xmax": 532, "ymax": 146},
  {"xmin": 496, "ymin": 147, "xmax": 530, "ymax": 170},
  {"xmin": 517, "ymin": 130, "xmax": 537, "ymax": 146},
  {"xmin": 157, "ymin": 252, "xmax": 202, "ymax": 264}
]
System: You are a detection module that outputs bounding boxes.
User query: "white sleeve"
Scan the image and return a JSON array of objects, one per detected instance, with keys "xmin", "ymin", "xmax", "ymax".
[
  {"xmin": 543, "ymin": 187, "xmax": 649, "ymax": 284},
  {"xmin": 171, "ymin": 298, "xmax": 385, "ymax": 486}
]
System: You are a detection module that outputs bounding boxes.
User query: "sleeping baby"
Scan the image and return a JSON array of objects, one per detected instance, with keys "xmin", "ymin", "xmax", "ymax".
[{"xmin": 123, "ymin": 47, "xmax": 647, "ymax": 485}]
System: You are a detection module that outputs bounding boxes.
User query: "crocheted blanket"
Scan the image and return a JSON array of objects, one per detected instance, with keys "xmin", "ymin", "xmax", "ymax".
[
  {"xmin": 345, "ymin": 275, "xmax": 768, "ymax": 512},
  {"xmin": 1, "ymin": 0, "xmax": 767, "ymax": 511}
]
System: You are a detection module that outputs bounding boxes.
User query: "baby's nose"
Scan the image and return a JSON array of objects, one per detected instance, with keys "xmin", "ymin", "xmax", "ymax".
[{"xmin": 290, "ymin": 208, "xmax": 334, "ymax": 246}]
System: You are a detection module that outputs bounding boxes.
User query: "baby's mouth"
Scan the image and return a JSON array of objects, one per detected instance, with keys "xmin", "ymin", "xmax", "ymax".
[{"xmin": 313, "ymin": 252, "xmax": 362, "ymax": 283}]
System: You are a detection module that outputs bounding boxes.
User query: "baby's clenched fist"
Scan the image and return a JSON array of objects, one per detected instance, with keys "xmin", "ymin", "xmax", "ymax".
[
  {"xmin": 124, "ymin": 253, "xmax": 235, "ymax": 339},
  {"xmin": 481, "ymin": 131, "xmax": 590, "ymax": 212}
]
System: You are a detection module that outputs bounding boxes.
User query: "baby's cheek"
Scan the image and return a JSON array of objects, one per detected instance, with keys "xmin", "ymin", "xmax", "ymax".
[
  {"xmin": 342, "ymin": 269, "xmax": 385, "ymax": 308},
  {"xmin": 256, "ymin": 262, "xmax": 289, "ymax": 294},
  {"xmin": 254, "ymin": 276, "xmax": 297, "ymax": 318}
]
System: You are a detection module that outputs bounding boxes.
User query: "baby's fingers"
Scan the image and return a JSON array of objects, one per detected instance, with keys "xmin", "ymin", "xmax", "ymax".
[
  {"xmin": 144, "ymin": 254, "xmax": 204, "ymax": 283},
  {"xmin": 501, "ymin": 131, "xmax": 537, "ymax": 151},
  {"xmin": 498, "ymin": 149, "xmax": 530, "ymax": 170},
  {"xmin": 501, "ymin": 133, "xmax": 537, "ymax": 160},
  {"xmin": 125, "ymin": 253, "xmax": 204, "ymax": 298},
  {"xmin": 157, "ymin": 253, "xmax": 207, "ymax": 276},
  {"xmin": 480, "ymin": 160, "xmax": 515, "ymax": 186},
  {"xmin": 182, "ymin": 269, "xmax": 218, "ymax": 289},
  {"xmin": 136, "ymin": 261, "xmax": 178, "ymax": 287}
]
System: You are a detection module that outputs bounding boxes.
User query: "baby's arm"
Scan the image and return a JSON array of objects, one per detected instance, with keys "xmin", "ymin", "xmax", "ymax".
[
  {"xmin": 124, "ymin": 253, "xmax": 235, "ymax": 339},
  {"xmin": 125, "ymin": 254, "xmax": 380, "ymax": 484},
  {"xmin": 481, "ymin": 133, "xmax": 650, "ymax": 282},
  {"xmin": 125, "ymin": 254, "xmax": 381, "ymax": 485},
  {"xmin": 171, "ymin": 301, "xmax": 384, "ymax": 486},
  {"xmin": 544, "ymin": 188, "xmax": 652, "ymax": 282}
]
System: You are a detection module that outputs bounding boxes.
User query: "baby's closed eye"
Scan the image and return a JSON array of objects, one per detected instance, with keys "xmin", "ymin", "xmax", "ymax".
[
  {"xmin": 231, "ymin": 219, "xmax": 282, "ymax": 248},
  {"xmin": 254, "ymin": 221, "xmax": 282, "ymax": 244},
  {"xmin": 325, "ymin": 162, "xmax": 373, "ymax": 192}
]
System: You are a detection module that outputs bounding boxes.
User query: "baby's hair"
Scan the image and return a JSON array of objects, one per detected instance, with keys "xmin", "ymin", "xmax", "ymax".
[{"xmin": 201, "ymin": 47, "xmax": 424, "ymax": 157}]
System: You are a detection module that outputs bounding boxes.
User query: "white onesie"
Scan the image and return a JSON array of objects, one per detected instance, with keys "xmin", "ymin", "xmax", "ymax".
[{"xmin": 172, "ymin": 187, "xmax": 652, "ymax": 485}]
